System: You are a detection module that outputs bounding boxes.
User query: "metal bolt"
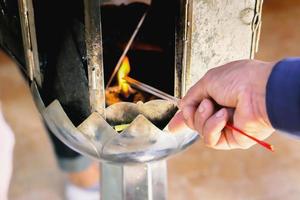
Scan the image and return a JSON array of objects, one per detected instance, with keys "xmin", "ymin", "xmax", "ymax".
[{"xmin": 240, "ymin": 8, "xmax": 254, "ymax": 25}]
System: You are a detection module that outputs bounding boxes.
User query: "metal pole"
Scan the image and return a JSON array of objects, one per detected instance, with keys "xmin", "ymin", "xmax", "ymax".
[{"xmin": 102, "ymin": 161, "xmax": 167, "ymax": 200}]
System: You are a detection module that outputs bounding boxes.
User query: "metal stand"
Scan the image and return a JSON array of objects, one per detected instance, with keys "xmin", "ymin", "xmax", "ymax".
[{"xmin": 102, "ymin": 161, "xmax": 167, "ymax": 200}]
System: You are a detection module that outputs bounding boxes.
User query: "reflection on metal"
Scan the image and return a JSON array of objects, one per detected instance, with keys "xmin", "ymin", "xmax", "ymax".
[
  {"xmin": 84, "ymin": 0, "xmax": 106, "ymax": 116},
  {"xmin": 102, "ymin": 115, "xmax": 178, "ymax": 163},
  {"xmin": 31, "ymin": 82, "xmax": 45, "ymax": 111},
  {"xmin": 77, "ymin": 112, "xmax": 117, "ymax": 144},
  {"xmin": 102, "ymin": 161, "xmax": 167, "ymax": 200},
  {"xmin": 31, "ymin": 82, "xmax": 198, "ymax": 199},
  {"xmin": 32, "ymin": 98, "xmax": 197, "ymax": 164},
  {"xmin": 18, "ymin": 0, "xmax": 42, "ymax": 86},
  {"xmin": 44, "ymin": 100, "xmax": 102, "ymax": 159}
]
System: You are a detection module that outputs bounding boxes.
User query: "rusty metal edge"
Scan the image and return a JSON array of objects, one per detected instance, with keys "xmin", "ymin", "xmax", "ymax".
[
  {"xmin": 175, "ymin": 0, "xmax": 192, "ymax": 97},
  {"xmin": 84, "ymin": 0, "xmax": 106, "ymax": 117},
  {"xmin": 18, "ymin": 0, "xmax": 42, "ymax": 86}
]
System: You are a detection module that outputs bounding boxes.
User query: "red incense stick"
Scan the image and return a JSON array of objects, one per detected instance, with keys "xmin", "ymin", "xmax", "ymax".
[{"xmin": 226, "ymin": 123, "xmax": 274, "ymax": 152}]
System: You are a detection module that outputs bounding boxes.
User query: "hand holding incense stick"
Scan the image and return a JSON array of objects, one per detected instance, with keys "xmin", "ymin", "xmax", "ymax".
[{"xmin": 124, "ymin": 76, "xmax": 274, "ymax": 152}]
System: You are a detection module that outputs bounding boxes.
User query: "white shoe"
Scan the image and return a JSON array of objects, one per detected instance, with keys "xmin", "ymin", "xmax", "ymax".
[{"xmin": 65, "ymin": 182, "xmax": 100, "ymax": 200}]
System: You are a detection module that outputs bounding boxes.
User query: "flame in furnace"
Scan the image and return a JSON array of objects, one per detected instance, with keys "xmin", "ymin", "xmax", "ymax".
[{"xmin": 117, "ymin": 56, "xmax": 131, "ymax": 97}]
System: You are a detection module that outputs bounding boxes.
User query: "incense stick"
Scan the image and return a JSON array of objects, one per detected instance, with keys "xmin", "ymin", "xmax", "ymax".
[
  {"xmin": 124, "ymin": 76, "xmax": 179, "ymax": 103},
  {"xmin": 124, "ymin": 76, "xmax": 274, "ymax": 152},
  {"xmin": 225, "ymin": 124, "xmax": 274, "ymax": 151},
  {"xmin": 106, "ymin": 12, "xmax": 148, "ymax": 89}
]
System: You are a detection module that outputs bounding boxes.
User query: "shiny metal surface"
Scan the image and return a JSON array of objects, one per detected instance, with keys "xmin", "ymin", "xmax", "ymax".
[
  {"xmin": 44, "ymin": 100, "xmax": 101, "ymax": 159},
  {"xmin": 101, "ymin": 115, "xmax": 178, "ymax": 163},
  {"xmin": 102, "ymin": 161, "xmax": 167, "ymax": 200},
  {"xmin": 31, "ymin": 87, "xmax": 197, "ymax": 200},
  {"xmin": 31, "ymin": 82, "xmax": 198, "ymax": 165}
]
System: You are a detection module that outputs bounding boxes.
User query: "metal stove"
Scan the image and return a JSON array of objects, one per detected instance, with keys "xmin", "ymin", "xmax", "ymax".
[{"xmin": 0, "ymin": 0, "xmax": 263, "ymax": 199}]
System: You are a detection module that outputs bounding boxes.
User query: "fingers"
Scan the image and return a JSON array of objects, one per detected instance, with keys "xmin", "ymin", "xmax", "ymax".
[
  {"xmin": 202, "ymin": 108, "xmax": 229, "ymax": 147},
  {"xmin": 169, "ymin": 104, "xmax": 252, "ymax": 150},
  {"xmin": 193, "ymin": 98, "xmax": 215, "ymax": 137},
  {"xmin": 222, "ymin": 128, "xmax": 241, "ymax": 149},
  {"xmin": 181, "ymin": 105, "xmax": 197, "ymax": 129},
  {"xmin": 170, "ymin": 99, "xmax": 229, "ymax": 149},
  {"xmin": 231, "ymin": 129, "xmax": 257, "ymax": 149},
  {"xmin": 167, "ymin": 111, "xmax": 188, "ymax": 133},
  {"xmin": 199, "ymin": 108, "xmax": 256, "ymax": 150},
  {"xmin": 179, "ymin": 79, "xmax": 210, "ymax": 129},
  {"xmin": 179, "ymin": 69, "xmax": 219, "ymax": 130},
  {"xmin": 213, "ymin": 133, "xmax": 231, "ymax": 150},
  {"xmin": 179, "ymin": 78, "xmax": 209, "ymax": 115}
]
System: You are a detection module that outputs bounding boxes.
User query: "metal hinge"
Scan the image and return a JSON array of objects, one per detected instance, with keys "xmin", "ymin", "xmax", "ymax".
[{"xmin": 250, "ymin": 0, "xmax": 264, "ymax": 59}]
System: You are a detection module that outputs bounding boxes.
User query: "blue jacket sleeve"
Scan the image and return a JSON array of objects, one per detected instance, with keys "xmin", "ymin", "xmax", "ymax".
[{"xmin": 266, "ymin": 58, "xmax": 300, "ymax": 136}]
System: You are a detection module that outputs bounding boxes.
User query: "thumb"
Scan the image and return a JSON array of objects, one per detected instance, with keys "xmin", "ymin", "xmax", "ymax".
[
  {"xmin": 167, "ymin": 111, "xmax": 189, "ymax": 133},
  {"xmin": 180, "ymin": 78, "xmax": 209, "ymax": 110}
]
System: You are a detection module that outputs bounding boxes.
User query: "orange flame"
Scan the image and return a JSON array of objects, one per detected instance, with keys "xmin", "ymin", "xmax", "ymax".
[{"xmin": 117, "ymin": 56, "xmax": 131, "ymax": 97}]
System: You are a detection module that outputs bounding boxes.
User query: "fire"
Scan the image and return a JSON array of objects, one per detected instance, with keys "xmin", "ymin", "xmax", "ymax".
[{"xmin": 117, "ymin": 56, "xmax": 131, "ymax": 97}]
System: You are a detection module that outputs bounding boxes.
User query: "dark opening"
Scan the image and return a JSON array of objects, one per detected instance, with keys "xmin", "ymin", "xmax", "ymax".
[
  {"xmin": 102, "ymin": 0, "xmax": 177, "ymax": 104},
  {"xmin": 0, "ymin": 0, "xmax": 179, "ymax": 126}
]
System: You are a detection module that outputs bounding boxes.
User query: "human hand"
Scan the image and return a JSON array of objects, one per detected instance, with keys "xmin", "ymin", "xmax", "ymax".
[{"xmin": 169, "ymin": 60, "xmax": 276, "ymax": 150}]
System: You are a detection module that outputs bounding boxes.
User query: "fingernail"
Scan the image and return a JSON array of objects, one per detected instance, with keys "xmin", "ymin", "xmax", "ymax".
[
  {"xmin": 198, "ymin": 105, "xmax": 205, "ymax": 113},
  {"xmin": 216, "ymin": 109, "xmax": 224, "ymax": 118},
  {"xmin": 198, "ymin": 100, "xmax": 208, "ymax": 113}
]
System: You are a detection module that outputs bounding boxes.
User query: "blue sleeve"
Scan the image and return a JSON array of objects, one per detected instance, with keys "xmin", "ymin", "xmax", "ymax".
[{"xmin": 266, "ymin": 58, "xmax": 300, "ymax": 136}]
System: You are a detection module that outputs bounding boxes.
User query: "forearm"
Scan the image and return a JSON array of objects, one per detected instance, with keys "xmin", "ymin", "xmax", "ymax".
[{"xmin": 266, "ymin": 58, "xmax": 300, "ymax": 136}]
